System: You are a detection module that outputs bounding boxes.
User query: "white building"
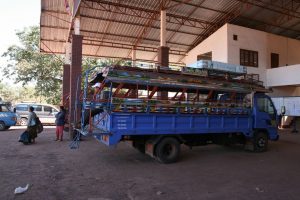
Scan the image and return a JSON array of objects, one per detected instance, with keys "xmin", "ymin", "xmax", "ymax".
[{"xmin": 183, "ymin": 23, "xmax": 300, "ymax": 97}]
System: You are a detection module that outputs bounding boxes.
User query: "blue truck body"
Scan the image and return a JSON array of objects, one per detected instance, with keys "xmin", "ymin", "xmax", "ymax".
[
  {"xmin": 92, "ymin": 93, "xmax": 279, "ymax": 146},
  {"xmin": 94, "ymin": 112, "xmax": 253, "ymax": 146}
]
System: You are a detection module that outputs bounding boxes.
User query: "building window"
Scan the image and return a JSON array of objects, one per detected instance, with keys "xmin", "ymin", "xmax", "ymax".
[
  {"xmin": 197, "ymin": 51, "xmax": 212, "ymax": 61},
  {"xmin": 233, "ymin": 34, "xmax": 238, "ymax": 41},
  {"xmin": 271, "ymin": 53, "xmax": 279, "ymax": 68},
  {"xmin": 240, "ymin": 49, "xmax": 258, "ymax": 67}
]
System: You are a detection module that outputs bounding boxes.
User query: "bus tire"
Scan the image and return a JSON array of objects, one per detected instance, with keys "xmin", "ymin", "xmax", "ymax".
[
  {"xmin": 253, "ymin": 132, "xmax": 268, "ymax": 152},
  {"xmin": 155, "ymin": 137, "xmax": 180, "ymax": 164}
]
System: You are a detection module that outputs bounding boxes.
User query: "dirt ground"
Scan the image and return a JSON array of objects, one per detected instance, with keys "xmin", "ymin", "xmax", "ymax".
[{"xmin": 1, "ymin": 127, "xmax": 300, "ymax": 200}]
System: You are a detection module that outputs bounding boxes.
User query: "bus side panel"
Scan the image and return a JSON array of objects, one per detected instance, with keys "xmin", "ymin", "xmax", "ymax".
[{"xmin": 93, "ymin": 113, "xmax": 253, "ymax": 146}]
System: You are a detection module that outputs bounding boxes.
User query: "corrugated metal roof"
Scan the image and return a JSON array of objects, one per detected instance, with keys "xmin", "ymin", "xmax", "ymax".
[{"xmin": 40, "ymin": 0, "xmax": 300, "ymax": 65}]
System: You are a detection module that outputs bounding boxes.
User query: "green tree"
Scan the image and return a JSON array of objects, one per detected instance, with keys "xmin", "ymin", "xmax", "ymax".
[
  {"xmin": 2, "ymin": 26, "xmax": 63, "ymax": 104},
  {"xmin": 0, "ymin": 81, "xmax": 36, "ymax": 104}
]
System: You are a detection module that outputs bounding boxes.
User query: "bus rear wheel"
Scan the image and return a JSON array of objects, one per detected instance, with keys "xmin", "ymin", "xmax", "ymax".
[{"xmin": 155, "ymin": 137, "xmax": 180, "ymax": 164}]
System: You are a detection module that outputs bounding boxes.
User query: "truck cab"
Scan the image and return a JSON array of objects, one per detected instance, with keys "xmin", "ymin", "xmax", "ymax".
[
  {"xmin": 0, "ymin": 103, "xmax": 18, "ymax": 131},
  {"xmin": 240, "ymin": 93, "xmax": 279, "ymax": 152},
  {"xmin": 254, "ymin": 93, "xmax": 279, "ymax": 140}
]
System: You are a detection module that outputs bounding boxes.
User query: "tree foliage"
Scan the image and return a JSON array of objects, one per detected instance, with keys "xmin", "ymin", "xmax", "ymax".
[
  {"xmin": 0, "ymin": 81, "xmax": 36, "ymax": 103},
  {"xmin": 2, "ymin": 26, "xmax": 63, "ymax": 104}
]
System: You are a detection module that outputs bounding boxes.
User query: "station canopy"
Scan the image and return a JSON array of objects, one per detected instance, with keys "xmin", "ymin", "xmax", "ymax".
[{"xmin": 40, "ymin": 0, "xmax": 300, "ymax": 65}]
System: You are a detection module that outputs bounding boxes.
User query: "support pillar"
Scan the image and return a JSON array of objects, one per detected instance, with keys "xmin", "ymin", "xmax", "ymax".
[
  {"xmin": 157, "ymin": 9, "xmax": 169, "ymax": 100},
  {"xmin": 62, "ymin": 64, "xmax": 70, "ymax": 106},
  {"xmin": 157, "ymin": 46, "xmax": 169, "ymax": 69},
  {"xmin": 69, "ymin": 34, "xmax": 83, "ymax": 139},
  {"xmin": 63, "ymin": 42, "xmax": 71, "ymax": 106},
  {"xmin": 157, "ymin": 9, "xmax": 169, "ymax": 70},
  {"xmin": 132, "ymin": 48, "xmax": 136, "ymax": 67},
  {"xmin": 160, "ymin": 9, "xmax": 166, "ymax": 47}
]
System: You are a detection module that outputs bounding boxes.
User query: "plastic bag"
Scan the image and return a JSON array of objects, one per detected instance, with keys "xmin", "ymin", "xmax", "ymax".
[{"xmin": 14, "ymin": 184, "xmax": 29, "ymax": 194}]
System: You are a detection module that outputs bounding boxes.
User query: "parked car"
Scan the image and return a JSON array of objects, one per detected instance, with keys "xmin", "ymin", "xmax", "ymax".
[
  {"xmin": 15, "ymin": 103, "xmax": 59, "ymax": 125},
  {"xmin": 0, "ymin": 103, "xmax": 18, "ymax": 130}
]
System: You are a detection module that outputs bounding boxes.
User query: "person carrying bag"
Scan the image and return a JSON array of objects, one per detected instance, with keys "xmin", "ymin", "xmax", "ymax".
[{"xmin": 27, "ymin": 106, "xmax": 37, "ymax": 144}]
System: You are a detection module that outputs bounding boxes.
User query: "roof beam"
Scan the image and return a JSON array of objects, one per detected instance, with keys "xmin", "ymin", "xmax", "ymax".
[
  {"xmin": 41, "ymin": 38, "xmax": 186, "ymax": 56},
  {"xmin": 40, "ymin": 48, "xmax": 184, "ymax": 65},
  {"xmin": 165, "ymin": 0, "xmax": 193, "ymax": 10},
  {"xmin": 41, "ymin": 10, "xmax": 71, "ymax": 24},
  {"xmin": 188, "ymin": 2, "xmax": 244, "ymax": 50},
  {"xmin": 234, "ymin": 16, "xmax": 300, "ymax": 35},
  {"xmin": 263, "ymin": 0, "xmax": 300, "ymax": 32},
  {"xmin": 235, "ymin": 0, "xmax": 300, "ymax": 19},
  {"xmin": 41, "ymin": 24, "xmax": 191, "ymax": 48},
  {"xmin": 42, "ymin": 9, "xmax": 200, "ymax": 36},
  {"xmin": 167, "ymin": 0, "xmax": 206, "ymax": 43},
  {"xmin": 93, "ymin": 0, "xmax": 120, "ymax": 56},
  {"xmin": 83, "ymin": 0, "xmax": 214, "ymax": 29},
  {"xmin": 150, "ymin": 0, "xmax": 206, "ymax": 61},
  {"xmin": 176, "ymin": 1, "xmax": 246, "ymax": 62},
  {"xmin": 80, "ymin": 12, "xmax": 200, "ymax": 36},
  {"xmin": 171, "ymin": 0, "xmax": 228, "ymax": 15},
  {"xmin": 83, "ymin": 38, "xmax": 186, "ymax": 56},
  {"xmin": 127, "ymin": 0, "xmax": 165, "ymax": 57}
]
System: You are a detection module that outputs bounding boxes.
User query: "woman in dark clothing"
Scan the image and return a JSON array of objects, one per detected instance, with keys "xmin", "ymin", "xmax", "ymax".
[
  {"xmin": 55, "ymin": 106, "xmax": 66, "ymax": 141},
  {"xmin": 27, "ymin": 106, "xmax": 37, "ymax": 143}
]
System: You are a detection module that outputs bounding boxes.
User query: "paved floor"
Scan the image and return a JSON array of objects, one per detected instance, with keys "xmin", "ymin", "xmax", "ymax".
[{"xmin": 1, "ymin": 127, "xmax": 300, "ymax": 200}]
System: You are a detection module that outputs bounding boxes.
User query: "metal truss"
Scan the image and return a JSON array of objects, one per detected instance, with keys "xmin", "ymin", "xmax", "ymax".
[
  {"xmin": 41, "ymin": 24, "xmax": 190, "ymax": 48},
  {"xmin": 235, "ymin": 0, "xmax": 300, "ymax": 19},
  {"xmin": 83, "ymin": 0, "xmax": 214, "ymax": 29},
  {"xmin": 41, "ymin": 38, "xmax": 186, "ymax": 56}
]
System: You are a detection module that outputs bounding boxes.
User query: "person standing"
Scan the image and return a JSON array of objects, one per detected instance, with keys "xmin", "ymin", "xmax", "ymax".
[
  {"xmin": 27, "ymin": 106, "xmax": 37, "ymax": 144},
  {"xmin": 55, "ymin": 106, "xmax": 66, "ymax": 141}
]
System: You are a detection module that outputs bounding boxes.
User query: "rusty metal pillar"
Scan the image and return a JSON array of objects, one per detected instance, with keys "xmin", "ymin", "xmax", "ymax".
[
  {"xmin": 62, "ymin": 64, "xmax": 70, "ymax": 106},
  {"xmin": 157, "ymin": 46, "xmax": 170, "ymax": 70},
  {"xmin": 69, "ymin": 34, "xmax": 83, "ymax": 139}
]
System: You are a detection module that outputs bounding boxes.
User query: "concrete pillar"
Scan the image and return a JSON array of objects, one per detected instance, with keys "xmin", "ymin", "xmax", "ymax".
[
  {"xmin": 157, "ymin": 9, "xmax": 169, "ymax": 70},
  {"xmin": 74, "ymin": 17, "xmax": 80, "ymax": 35},
  {"xmin": 69, "ymin": 34, "xmax": 83, "ymax": 138},
  {"xmin": 160, "ymin": 10, "xmax": 166, "ymax": 47},
  {"xmin": 157, "ymin": 9, "xmax": 169, "ymax": 100}
]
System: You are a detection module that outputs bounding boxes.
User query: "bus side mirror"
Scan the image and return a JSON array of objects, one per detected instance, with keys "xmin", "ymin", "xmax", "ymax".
[
  {"xmin": 281, "ymin": 106, "xmax": 286, "ymax": 115},
  {"xmin": 13, "ymin": 108, "xmax": 16, "ymax": 113}
]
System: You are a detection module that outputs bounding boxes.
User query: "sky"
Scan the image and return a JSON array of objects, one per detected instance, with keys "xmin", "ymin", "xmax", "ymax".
[{"xmin": 0, "ymin": 0, "xmax": 40, "ymax": 83}]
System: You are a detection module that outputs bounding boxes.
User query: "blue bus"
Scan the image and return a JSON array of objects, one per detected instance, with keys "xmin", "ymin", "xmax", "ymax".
[{"xmin": 77, "ymin": 65, "xmax": 280, "ymax": 163}]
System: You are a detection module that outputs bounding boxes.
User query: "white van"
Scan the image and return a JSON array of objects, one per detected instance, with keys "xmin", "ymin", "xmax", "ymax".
[{"xmin": 15, "ymin": 103, "xmax": 59, "ymax": 125}]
